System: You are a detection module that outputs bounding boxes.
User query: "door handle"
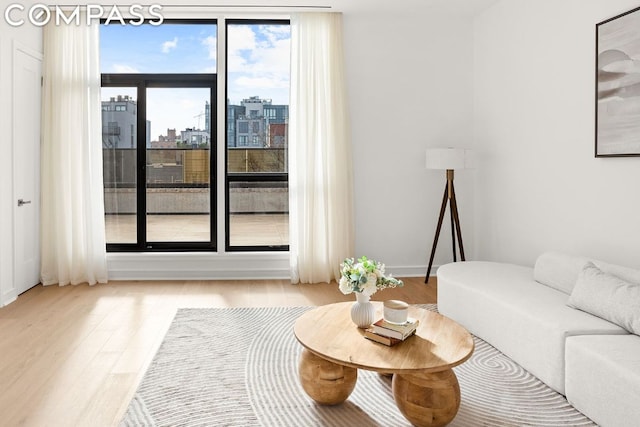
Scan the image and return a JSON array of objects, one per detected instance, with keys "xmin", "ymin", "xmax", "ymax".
[{"xmin": 17, "ymin": 199, "xmax": 31, "ymax": 207}]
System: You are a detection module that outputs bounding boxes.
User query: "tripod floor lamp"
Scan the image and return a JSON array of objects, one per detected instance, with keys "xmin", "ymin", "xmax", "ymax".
[{"xmin": 424, "ymin": 148, "xmax": 472, "ymax": 283}]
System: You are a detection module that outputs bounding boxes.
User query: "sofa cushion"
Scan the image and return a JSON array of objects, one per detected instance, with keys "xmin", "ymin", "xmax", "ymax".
[
  {"xmin": 567, "ymin": 262, "xmax": 640, "ymax": 335},
  {"xmin": 534, "ymin": 252, "xmax": 590, "ymax": 295},
  {"xmin": 534, "ymin": 251, "xmax": 640, "ymax": 295},
  {"xmin": 437, "ymin": 261, "xmax": 628, "ymax": 395},
  {"xmin": 595, "ymin": 259, "xmax": 640, "ymax": 286},
  {"xmin": 566, "ymin": 335, "xmax": 640, "ymax": 427}
]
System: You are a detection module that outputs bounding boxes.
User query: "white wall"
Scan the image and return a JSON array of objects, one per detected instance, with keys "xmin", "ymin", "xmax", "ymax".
[
  {"xmin": 0, "ymin": 19, "xmax": 42, "ymax": 306},
  {"xmin": 344, "ymin": 8, "xmax": 476, "ymax": 277},
  {"xmin": 473, "ymin": 0, "xmax": 640, "ymax": 269}
]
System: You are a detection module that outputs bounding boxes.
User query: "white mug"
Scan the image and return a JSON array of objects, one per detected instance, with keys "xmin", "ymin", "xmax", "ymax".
[{"xmin": 383, "ymin": 300, "xmax": 409, "ymax": 325}]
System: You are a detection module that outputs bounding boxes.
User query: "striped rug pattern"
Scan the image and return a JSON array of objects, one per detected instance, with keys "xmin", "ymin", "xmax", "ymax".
[{"xmin": 120, "ymin": 306, "xmax": 596, "ymax": 426}]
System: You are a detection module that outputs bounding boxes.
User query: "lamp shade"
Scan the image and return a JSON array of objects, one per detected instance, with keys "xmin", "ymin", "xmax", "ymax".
[{"xmin": 425, "ymin": 148, "xmax": 472, "ymax": 170}]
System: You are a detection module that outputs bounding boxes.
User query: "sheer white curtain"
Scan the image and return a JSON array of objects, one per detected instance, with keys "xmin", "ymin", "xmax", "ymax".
[
  {"xmin": 40, "ymin": 20, "xmax": 108, "ymax": 286},
  {"xmin": 289, "ymin": 13, "xmax": 354, "ymax": 284}
]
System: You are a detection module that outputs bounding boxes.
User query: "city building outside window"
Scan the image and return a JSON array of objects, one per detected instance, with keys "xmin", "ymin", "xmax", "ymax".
[
  {"xmin": 226, "ymin": 20, "xmax": 290, "ymax": 250},
  {"xmin": 100, "ymin": 19, "xmax": 289, "ymax": 252}
]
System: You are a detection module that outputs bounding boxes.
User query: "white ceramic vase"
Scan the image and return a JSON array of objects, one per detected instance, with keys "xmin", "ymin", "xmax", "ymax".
[{"xmin": 350, "ymin": 292, "xmax": 376, "ymax": 328}]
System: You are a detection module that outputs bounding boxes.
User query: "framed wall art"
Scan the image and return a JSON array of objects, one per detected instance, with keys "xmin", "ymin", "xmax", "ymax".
[{"xmin": 596, "ymin": 6, "xmax": 640, "ymax": 157}]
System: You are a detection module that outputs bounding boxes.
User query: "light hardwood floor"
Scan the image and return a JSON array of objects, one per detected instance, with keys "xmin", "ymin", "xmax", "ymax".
[{"xmin": 0, "ymin": 277, "xmax": 437, "ymax": 427}]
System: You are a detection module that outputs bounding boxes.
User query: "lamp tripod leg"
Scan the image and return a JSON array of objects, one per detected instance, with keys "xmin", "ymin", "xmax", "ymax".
[
  {"xmin": 425, "ymin": 184, "xmax": 449, "ymax": 283},
  {"xmin": 450, "ymin": 184, "xmax": 465, "ymax": 261},
  {"xmin": 450, "ymin": 200, "xmax": 457, "ymax": 262}
]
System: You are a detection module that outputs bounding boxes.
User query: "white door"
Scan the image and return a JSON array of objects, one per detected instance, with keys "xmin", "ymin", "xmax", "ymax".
[{"xmin": 13, "ymin": 45, "xmax": 42, "ymax": 295}]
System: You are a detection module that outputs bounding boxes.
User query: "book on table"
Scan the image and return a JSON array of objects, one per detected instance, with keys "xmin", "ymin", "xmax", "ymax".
[
  {"xmin": 363, "ymin": 328, "xmax": 404, "ymax": 346},
  {"xmin": 371, "ymin": 318, "xmax": 419, "ymax": 340}
]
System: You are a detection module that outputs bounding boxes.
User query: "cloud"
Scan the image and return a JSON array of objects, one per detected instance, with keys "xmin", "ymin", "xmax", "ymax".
[
  {"xmin": 201, "ymin": 36, "xmax": 217, "ymax": 61},
  {"xmin": 228, "ymin": 25, "xmax": 256, "ymax": 51},
  {"xmin": 228, "ymin": 26, "xmax": 290, "ymax": 78},
  {"xmin": 251, "ymin": 38, "xmax": 291, "ymax": 77},
  {"xmin": 161, "ymin": 37, "xmax": 178, "ymax": 53},
  {"xmin": 112, "ymin": 64, "xmax": 139, "ymax": 73},
  {"xmin": 227, "ymin": 24, "xmax": 291, "ymax": 105},
  {"xmin": 227, "ymin": 25, "xmax": 257, "ymax": 72},
  {"xmin": 259, "ymin": 24, "xmax": 290, "ymax": 45}
]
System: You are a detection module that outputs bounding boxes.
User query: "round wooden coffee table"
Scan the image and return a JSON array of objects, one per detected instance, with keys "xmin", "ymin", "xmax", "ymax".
[{"xmin": 294, "ymin": 302, "xmax": 474, "ymax": 427}]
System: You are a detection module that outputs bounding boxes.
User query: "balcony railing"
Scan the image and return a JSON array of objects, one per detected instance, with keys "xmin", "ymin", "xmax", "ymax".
[{"xmin": 103, "ymin": 148, "xmax": 289, "ymax": 246}]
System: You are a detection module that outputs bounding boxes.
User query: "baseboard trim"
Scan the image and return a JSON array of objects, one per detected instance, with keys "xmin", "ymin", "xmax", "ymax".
[
  {"xmin": 386, "ymin": 264, "xmax": 440, "ymax": 278},
  {"xmin": 1, "ymin": 290, "xmax": 17, "ymax": 307}
]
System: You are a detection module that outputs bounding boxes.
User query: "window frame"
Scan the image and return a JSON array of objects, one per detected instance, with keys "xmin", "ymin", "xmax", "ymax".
[
  {"xmin": 224, "ymin": 18, "xmax": 290, "ymax": 252},
  {"xmin": 101, "ymin": 73, "xmax": 217, "ymax": 252}
]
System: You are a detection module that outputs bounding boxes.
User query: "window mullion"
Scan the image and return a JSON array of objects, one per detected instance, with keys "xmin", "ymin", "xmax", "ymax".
[
  {"xmin": 217, "ymin": 18, "xmax": 228, "ymax": 253},
  {"xmin": 135, "ymin": 82, "xmax": 147, "ymax": 249}
]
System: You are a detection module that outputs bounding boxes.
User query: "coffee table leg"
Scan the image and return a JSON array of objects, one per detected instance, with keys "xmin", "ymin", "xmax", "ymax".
[
  {"xmin": 392, "ymin": 369, "xmax": 461, "ymax": 427},
  {"xmin": 298, "ymin": 348, "xmax": 357, "ymax": 405}
]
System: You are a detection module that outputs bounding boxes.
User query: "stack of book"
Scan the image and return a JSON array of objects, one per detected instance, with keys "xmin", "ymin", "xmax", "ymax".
[{"xmin": 364, "ymin": 318, "xmax": 420, "ymax": 346}]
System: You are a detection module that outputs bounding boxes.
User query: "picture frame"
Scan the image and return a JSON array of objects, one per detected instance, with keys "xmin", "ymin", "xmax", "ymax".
[{"xmin": 595, "ymin": 6, "xmax": 640, "ymax": 157}]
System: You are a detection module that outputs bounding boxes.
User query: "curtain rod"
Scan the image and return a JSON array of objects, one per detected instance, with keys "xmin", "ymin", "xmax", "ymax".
[{"xmin": 48, "ymin": 4, "xmax": 332, "ymax": 8}]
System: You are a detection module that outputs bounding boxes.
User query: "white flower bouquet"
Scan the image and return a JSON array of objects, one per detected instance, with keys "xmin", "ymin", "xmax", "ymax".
[{"xmin": 339, "ymin": 256, "xmax": 404, "ymax": 296}]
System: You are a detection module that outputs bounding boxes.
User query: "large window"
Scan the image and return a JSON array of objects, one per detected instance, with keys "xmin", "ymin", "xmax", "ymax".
[
  {"xmin": 101, "ymin": 21, "xmax": 217, "ymax": 251},
  {"xmin": 100, "ymin": 19, "xmax": 290, "ymax": 252},
  {"xmin": 226, "ymin": 20, "xmax": 290, "ymax": 250}
]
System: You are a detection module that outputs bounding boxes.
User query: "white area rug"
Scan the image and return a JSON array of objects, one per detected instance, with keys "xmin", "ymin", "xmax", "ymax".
[{"xmin": 120, "ymin": 306, "xmax": 597, "ymax": 426}]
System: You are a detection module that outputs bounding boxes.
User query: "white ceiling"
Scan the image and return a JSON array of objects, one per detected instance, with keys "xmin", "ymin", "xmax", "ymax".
[
  {"xmin": 107, "ymin": 0, "xmax": 500, "ymax": 17},
  {"xmin": 330, "ymin": 0, "xmax": 500, "ymax": 16}
]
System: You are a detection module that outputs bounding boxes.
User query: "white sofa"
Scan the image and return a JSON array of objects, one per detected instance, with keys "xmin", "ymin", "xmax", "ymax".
[{"xmin": 437, "ymin": 252, "xmax": 640, "ymax": 427}]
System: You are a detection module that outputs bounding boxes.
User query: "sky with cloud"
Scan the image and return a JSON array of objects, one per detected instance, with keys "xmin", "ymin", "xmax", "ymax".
[{"xmin": 100, "ymin": 22, "xmax": 290, "ymax": 141}]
